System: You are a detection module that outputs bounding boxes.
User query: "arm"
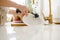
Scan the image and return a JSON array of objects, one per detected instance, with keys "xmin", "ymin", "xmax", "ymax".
[
  {"xmin": 0, "ymin": 0, "xmax": 29, "ymax": 13},
  {"xmin": 0, "ymin": 0, "xmax": 24, "ymax": 9},
  {"xmin": 0, "ymin": 0, "xmax": 30, "ymax": 18}
]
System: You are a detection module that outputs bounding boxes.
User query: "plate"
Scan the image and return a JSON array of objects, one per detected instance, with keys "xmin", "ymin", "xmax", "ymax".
[{"xmin": 23, "ymin": 13, "xmax": 45, "ymax": 26}]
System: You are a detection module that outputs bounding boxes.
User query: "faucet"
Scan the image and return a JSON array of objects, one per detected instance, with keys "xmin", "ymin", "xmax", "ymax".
[
  {"xmin": 44, "ymin": 0, "xmax": 52, "ymax": 24},
  {"xmin": 44, "ymin": 13, "xmax": 52, "ymax": 24},
  {"xmin": 42, "ymin": 0, "xmax": 53, "ymax": 24}
]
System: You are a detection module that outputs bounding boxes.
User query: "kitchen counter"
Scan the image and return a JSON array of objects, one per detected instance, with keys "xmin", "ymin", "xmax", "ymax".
[{"xmin": 0, "ymin": 24, "xmax": 60, "ymax": 40}]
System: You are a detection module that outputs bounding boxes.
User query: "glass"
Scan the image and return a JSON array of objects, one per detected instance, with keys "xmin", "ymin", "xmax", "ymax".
[
  {"xmin": 0, "ymin": 7, "xmax": 7, "ymax": 25},
  {"xmin": 51, "ymin": 0, "xmax": 60, "ymax": 23}
]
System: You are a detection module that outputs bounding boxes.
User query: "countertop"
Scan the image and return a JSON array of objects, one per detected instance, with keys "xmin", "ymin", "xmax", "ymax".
[{"xmin": 0, "ymin": 23, "xmax": 60, "ymax": 40}]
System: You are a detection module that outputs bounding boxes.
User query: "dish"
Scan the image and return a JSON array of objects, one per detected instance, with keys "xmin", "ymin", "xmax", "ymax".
[{"xmin": 23, "ymin": 13, "xmax": 45, "ymax": 25}]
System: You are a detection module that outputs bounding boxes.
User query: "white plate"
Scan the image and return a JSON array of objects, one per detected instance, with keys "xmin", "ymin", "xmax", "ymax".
[{"xmin": 23, "ymin": 13, "xmax": 45, "ymax": 26}]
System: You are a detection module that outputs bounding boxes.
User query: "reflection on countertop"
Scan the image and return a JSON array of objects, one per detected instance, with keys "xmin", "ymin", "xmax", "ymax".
[{"xmin": 0, "ymin": 23, "xmax": 60, "ymax": 40}]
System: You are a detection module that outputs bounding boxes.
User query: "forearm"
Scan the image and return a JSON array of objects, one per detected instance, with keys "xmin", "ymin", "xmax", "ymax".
[{"xmin": 0, "ymin": 0, "xmax": 23, "ymax": 9}]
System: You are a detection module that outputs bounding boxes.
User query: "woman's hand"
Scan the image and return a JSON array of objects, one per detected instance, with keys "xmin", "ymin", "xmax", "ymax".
[
  {"xmin": 18, "ymin": 6, "xmax": 30, "ymax": 18},
  {"xmin": 9, "ymin": 6, "xmax": 30, "ymax": 18}
]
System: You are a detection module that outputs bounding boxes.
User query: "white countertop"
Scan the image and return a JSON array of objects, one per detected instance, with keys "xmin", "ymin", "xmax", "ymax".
[{"xmin": 0, "ymin": 24, "xmax": 60, "ymax": 40}]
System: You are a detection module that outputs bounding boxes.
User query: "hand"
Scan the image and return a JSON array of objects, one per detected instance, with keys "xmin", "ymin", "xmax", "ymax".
[{"xmin": 18, "ymin": 6, "xmax": 30, "ymax": 17}]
